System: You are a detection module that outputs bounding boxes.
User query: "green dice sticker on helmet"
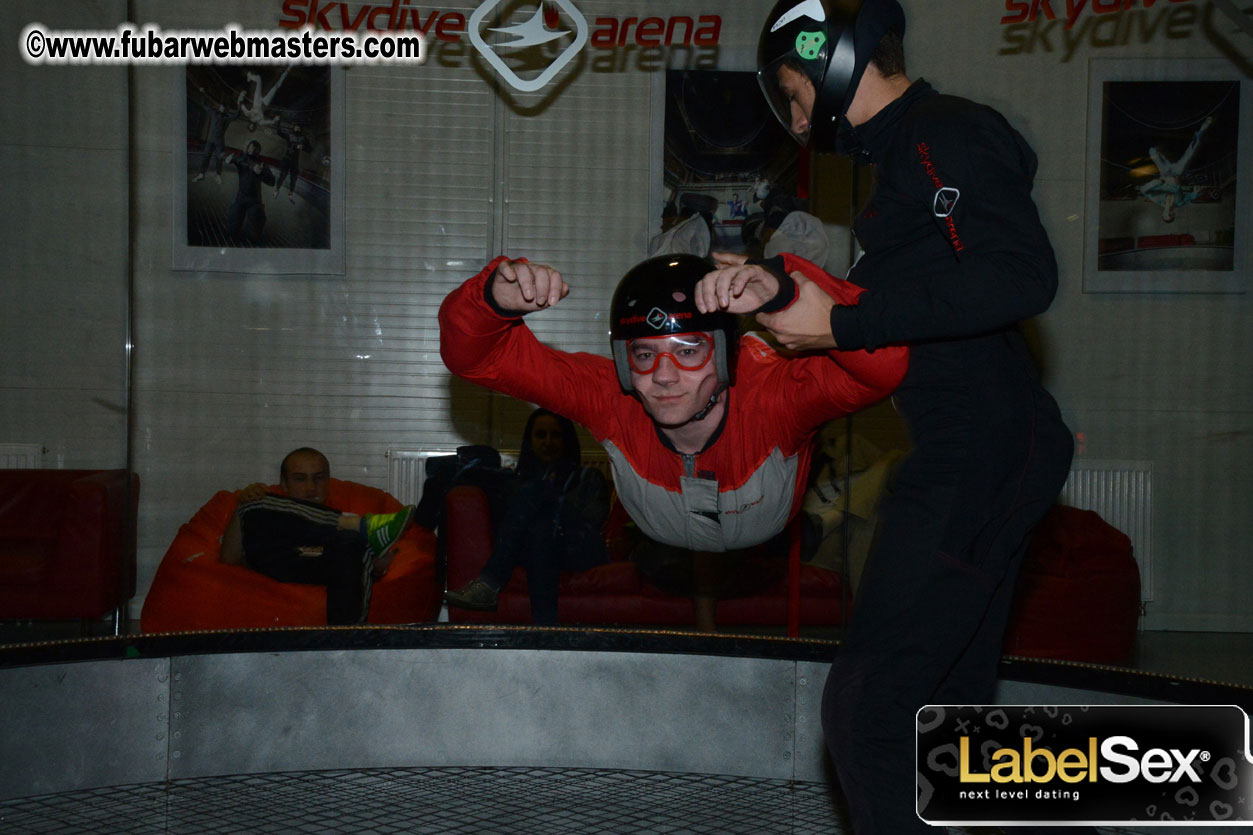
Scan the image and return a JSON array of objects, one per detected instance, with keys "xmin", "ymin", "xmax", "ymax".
[{"xmin": 794, "ymin": 30, "xmax": 826, "ymax": 60}]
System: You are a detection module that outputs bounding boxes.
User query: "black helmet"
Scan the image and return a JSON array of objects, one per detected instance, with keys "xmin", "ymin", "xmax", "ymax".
[
  {"xmin": 757, "ymin": 0, "xmax": 905, "ymax": 152},
  {"xmin": 245, "ymin": 139, "xmax": 262, "ymax": 157},
  {"xmin": 609, "ymin": 254, "xmax": 737, "ymax": 394}
]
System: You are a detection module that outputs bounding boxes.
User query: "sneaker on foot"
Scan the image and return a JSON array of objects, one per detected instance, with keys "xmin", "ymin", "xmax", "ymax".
[
  {"xmin": 362, "ymin": 506, "xmax": 416, "ymax": 562},
  {"xmin": 215, "ymin": 173, "xmax": 222, "ymax": 184},
  {"xmin": 192, "ymin": 173, "xmax": 205, "ymax": 182},
  {"xmin": 445, "ymin": 579, "xmax": 499, "ymax": 611}
]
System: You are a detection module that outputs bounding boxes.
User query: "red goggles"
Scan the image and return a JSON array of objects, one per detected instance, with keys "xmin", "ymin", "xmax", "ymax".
[{"xmin": 625, "ymin": 333, "xmax": 715, "ymax": 374}]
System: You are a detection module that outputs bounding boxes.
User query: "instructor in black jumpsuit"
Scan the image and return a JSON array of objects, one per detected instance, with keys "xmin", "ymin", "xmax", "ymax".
[{"xmin": 753, "ymin": 2, "xmax": 1088, "ymax": 832}]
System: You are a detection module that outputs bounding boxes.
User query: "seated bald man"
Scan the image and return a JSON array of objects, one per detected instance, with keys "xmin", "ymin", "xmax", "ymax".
[{"xmin": 220, "ymin": 447, "xmax": 415, "ymax": 624}]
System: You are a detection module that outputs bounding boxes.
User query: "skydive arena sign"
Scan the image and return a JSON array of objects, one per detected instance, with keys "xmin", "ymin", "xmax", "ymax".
[
  {"xmin": 276, "ymin": 0, "xmax": 722, "ymax": 91},
  {"xmin": 276, "ymin": 0, "xmax": 720, "ymax": 46},
  {"xmin": 918, "ymin": 704, "xmax": 1253, "ymax": 825}
]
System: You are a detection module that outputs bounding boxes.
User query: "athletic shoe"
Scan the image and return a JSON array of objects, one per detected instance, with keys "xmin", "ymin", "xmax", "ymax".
[
  {"xmin": 288, "ymin": 193, "xmax": 296, "ymax": 204},
  {"xmin": 192, "ymin": 173, "xmax": 205, "ymax": 182},
  {"xmin": 215, "ymin": 173, "xmax": 222, "ymax": 184},
  {"xmin": 444, "ymin": 579, "xmax": 499, "ymax": 611},
  {"xmin": 362, "ymin": 506, "xmax": 416, "ymax": 562}
]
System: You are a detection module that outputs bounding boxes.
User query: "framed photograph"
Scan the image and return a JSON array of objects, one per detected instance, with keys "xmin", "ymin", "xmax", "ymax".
[
  {"xmin": 172, "ymin": 65, "xmax": 345, "ymax": 274},
  {"xmin": 1084, "ymin": 58, "xmax": 1250, "ymax": 293}
]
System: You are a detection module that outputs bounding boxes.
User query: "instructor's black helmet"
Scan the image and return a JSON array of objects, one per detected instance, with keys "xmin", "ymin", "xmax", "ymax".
[
  {"xmin": 757, "ymin": 0, "xmax": 905, "ymax": 152},
  {"xmin": 609, "ymin": 254, "xmax": 737, "ymax": 394}
]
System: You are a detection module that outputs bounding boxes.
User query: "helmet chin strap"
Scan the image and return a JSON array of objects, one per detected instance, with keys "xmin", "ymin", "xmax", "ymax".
[
  {"xmin": 689, "ymin": 384, "xmax": 726, "ymax": 423},
  {"xmin": 834, "ymin": 115, "xmax": 869, "ymax": 159},
  {"xmin": 632, "ymin": 383, "xmax": 726, "ymax": 428}
]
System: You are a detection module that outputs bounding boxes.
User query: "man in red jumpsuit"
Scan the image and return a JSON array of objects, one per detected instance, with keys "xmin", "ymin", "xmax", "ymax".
[{"xmin": 439, "ymin": 252, "xmax": 907, "ymax": 626}]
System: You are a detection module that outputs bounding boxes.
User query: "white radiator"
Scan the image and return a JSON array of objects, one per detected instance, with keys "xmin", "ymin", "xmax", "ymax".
[
  {"xmin": 1058, "ymin": 459, "xmax": 1153, "ymax": 601},
  {"xmin": 0, "ymin": 443, "xmax": 42, "ymax": 469},
  {"xmin": 386, "ymin": 449, "xmax": 456, "ymax": 506}
]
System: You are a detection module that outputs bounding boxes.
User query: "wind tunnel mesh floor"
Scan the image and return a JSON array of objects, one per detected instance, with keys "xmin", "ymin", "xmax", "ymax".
[{"xmin": 0, "ymin": 766, "xmax": 848, "ymax": 835}]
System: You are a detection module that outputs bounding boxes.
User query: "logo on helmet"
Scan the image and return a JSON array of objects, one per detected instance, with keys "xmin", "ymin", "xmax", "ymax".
[
  {"xmin": 771, "ymin": 0, "xmax": 828, "ymax": 32},
  {"xmin": 646, "ymin": 307, "xmax": 670, "ymax": 329},
  {"xmin": 794, "ymin": 30, "xmax": 826, "ymax": 60}
]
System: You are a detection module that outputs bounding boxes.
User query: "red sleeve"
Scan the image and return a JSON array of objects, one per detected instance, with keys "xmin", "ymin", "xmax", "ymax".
[
  {"xmin": 779, "ymin": 253, "xmax": 909, "ymax": 400},
  {"xmin": 438, "ymin": 258, "xmax": 624, "ymax": 438}
]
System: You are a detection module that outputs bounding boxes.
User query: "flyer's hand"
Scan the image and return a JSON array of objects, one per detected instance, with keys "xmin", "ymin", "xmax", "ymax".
[
  {"xmin": 490, "ymin": 260, "xmax": 569, "ymax": 313},
  {"xmin": 695, "ymin": 262, "xmax": 781, "ymax": 315},
  {"xmin": 756, "ymin": 271, "xmax": 837, "ymax": 351}
]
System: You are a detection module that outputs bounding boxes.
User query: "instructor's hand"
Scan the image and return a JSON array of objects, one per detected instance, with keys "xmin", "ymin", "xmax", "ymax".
[
  {"xmin": 490, "ymin": 260, "xmax": 569, "ymax": 313},
  {"xmin": 711, "ymin": 251, "xmax": 749, "ymax": 267},
  {"xmin": 756, "ymin": 272, "xmax": 837, "ymax": 351}
]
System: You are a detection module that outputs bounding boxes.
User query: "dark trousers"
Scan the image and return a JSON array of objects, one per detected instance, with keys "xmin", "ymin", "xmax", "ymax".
[
  {"xmin": 479, "ymin": 478, "xmax": 608, "ymax": 625},
  {"xmin": 238, "ymin": 495, "xmax": 372, "ymax": 625},
  {"xmin": 199, "ymin": 141, "xmax": 225, "ymax": 175},
  {"xmin": 821, "ymin": 381, "xmax": 1093, "ymax": 834},
  {"xmin": 226, "ymin": 199, "xmax": 266, "ymax": 243},
  {"xmin": 276, "ymin": 159, "xmax": 299, "ymax": 193}
]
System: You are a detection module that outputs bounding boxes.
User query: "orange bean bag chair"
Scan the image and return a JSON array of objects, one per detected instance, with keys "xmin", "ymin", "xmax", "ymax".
[{"xmin": 140, "ymin": 478, "xmax": 439, "ymax": 632}]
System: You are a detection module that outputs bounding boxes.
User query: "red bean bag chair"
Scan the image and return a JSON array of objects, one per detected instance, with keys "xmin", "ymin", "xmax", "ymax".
[
  {"xmin": 140, "ymin": 478, "xmax": 439, "ymax": 632},
  {"xmin": 1002, "ymin": 505, "xmax": 1141, "ymax": 665}
]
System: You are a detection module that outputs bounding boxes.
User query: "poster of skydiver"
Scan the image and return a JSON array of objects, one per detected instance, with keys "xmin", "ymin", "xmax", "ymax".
[
  {"xmin": 1083, "ymin": 58, "xmax": 1249, "ymax": 293},
  {"xmin": 174, "ymin": 65, "xmax": 344, "ymax": 274},
  {"xmin": 1095, "ymin": 78, "xmax": 1239, "ymax": 273}
]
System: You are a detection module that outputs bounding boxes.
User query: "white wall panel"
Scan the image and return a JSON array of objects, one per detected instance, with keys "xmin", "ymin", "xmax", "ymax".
[{"xmin": 0, "ymin": 1, "xmax": 129, "ymax": 471}]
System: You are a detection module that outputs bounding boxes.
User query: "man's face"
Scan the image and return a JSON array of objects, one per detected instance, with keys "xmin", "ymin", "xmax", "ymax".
[
  {"xmin": 281, "ymin": 451, "xmax": 330, "ymax": 503},
  {"xmin": 628, "ymin": 332, "xmax": 722, "ymax": 428},
  {"xmin": 776, "ymin": 64, "xmax": 816, "ymax": 141}
]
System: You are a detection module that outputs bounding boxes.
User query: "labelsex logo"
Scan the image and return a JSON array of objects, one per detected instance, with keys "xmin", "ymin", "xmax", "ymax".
[{"xmin": 469, "ymin": 0, "xmax": 588, "ymax": 92}]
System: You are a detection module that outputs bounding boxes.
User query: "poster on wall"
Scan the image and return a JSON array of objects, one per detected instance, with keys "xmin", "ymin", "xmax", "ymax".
[
  {"xmin": 1084, "ymin": 59, "xmax": 1250, "ymax": 293},
  {"xmin": 655, "ymin": 69, "xmax": 801, "ymax": 259},
  {"xmin": 172, "ymin": 65, "xmax": 345, "ymax": 274}
]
